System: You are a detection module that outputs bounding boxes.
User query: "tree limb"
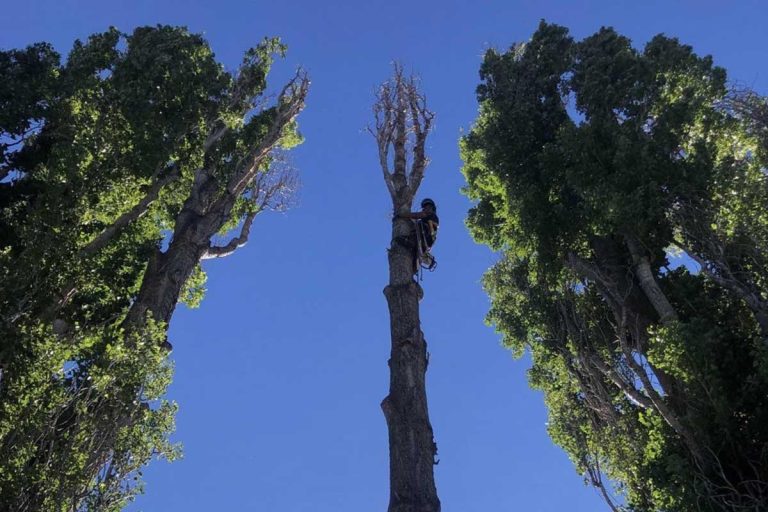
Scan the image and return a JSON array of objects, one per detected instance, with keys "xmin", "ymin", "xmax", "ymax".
[
  {"xmin": 79, "ymin": 165, "xmax": 180, "ymax": 257},
  {"xmin": 407, "ymin": 82, "xmax": 433, "ymax": 198},
  {"xmin": 566, "ymin": 252, "xmax": 624, "ymax": 308},
  {"xmin": 615, "ymin": 309, "xmax": 705, "ymax": 465},
  {"xmin": 624, "ymin": 235, "xmax": 679, "ymax": 325},
  {"xmin": 202, "ymin": 210, "xmax": 257, "ymax": 260},
  {"xmin": 203, "ymin": 162, "xmax": 298, "ymax": 260},
  {"xmin": 226, "ymin": 70, "xmax": 309, "ymax": 197},
  {"xmin": 79, "ymin": 106, "xmax": 236, "ymax": 259},
  {"xmin": 675, "ymin": 238, "xmax": 768, "ymax": 340}
]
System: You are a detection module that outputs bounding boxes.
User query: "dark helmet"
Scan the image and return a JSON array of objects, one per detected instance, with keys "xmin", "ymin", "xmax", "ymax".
[{"xmin": 421, "ymin": 198, "xmax": 436, "ymax": 210}]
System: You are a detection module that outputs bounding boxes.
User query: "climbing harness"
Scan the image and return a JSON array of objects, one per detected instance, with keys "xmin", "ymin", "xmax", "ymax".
[{"xmin": 414, "ymin": 218, "xmax": 438, "ymax": 277}]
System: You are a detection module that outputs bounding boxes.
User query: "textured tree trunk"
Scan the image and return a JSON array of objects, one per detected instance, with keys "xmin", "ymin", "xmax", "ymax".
[
  {"xmin": 381, "ymin": 216, "xmax": 440, "ymax": 512},
  {"xmin": 372, "ymin": 67, "xmax": 439, "ymax": 512},
  {"xmin": 126, "ymin": 171, "xmax": 233, "ymax": 326}
]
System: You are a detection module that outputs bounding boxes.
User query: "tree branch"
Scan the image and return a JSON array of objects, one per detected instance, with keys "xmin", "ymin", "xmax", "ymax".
[
  {"xmin": 202, "ymin": 210, "xmax": 257, "ymax": 260},
  {"xmin": 566, "ymin": 252, "xmax": 624, "ymax": 308},
  {"xmin": 203, "ymin": 162, "xmax": 298, "ymax": 260},
  {"xmin": 624, "ymin": 235, "xmax": 678, "ymax": 325},
  {"xmin": 226, "ymin": 70, "xmax": 309, "ymax": 197},
  {"xmin": 407, "ymin": 82, "xmax": 433, "ymax": 198},
  {"xmin": 79, "ymin": 165, "xmax": 180, "ymax": 258},
  {"xmin": 675, "ymin": 238, "xmax": 768, "ymax": 340},
  {"xmin": 370, "ymin": 84, "xmax": 396, "ymax": 198},
  {"xmin": 371, "ymin": 64, "xmax": 434, "ymax": 208},
  {"xmin": 615, "ymin": 309, "xmax": 705, "ymax": 465}
]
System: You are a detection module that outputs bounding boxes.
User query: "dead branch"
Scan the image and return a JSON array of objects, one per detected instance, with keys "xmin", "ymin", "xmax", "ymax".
[
  {"xmin": 370, "ymin": 64, "xmax": 434, "ymax": 207},
  {"xmin": 226, "ymin": 69, "xmax": 309, "ymax": 197},
  {"xmin": 614, "ymin": 308, "xmax": 706, "ymax": 465},
  {"xmin": 203, "ymin": 162, "xmax": 298, "ymax": 260},
  {"xmin": 202, "ymin": 211, "xmax": 257, "ymax": 260},
  {"xmin": 671, "ymin": 195, "xmax": 768, "ymax": 342}
]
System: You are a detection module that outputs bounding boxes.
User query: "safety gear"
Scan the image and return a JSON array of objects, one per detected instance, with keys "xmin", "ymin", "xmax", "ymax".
[
  {"xmin": 420, "ymin": 198, "xmax": 436, "ymax": 210},
  {"xmin": 415, "ymin": 220, "xmax": 438, "ymax": 273}
]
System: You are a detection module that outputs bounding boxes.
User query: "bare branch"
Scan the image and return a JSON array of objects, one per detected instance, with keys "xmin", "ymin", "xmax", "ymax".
[
  {"xmin": 566, "ymin": 252, "xmax": 624, "ymax": 308},
  {"xmin": 720, "ymin": 87, "xmax": 768, "ymax": 153},
  {"xmin": 675, "ymin": 238, "xmax": 768, "ymax": 340},
  {"xmin": 586, "ymin": 456, "xmax": 626, "ymax": 512},
  {"xmin": 407, "ymin": 80, "xmax": 434, "ymax": 197},
  {"xmin": 202, "ymin": 161, "xmax": 299, "ymax": 260},
  {"xmin": 558, "ymin": 297, "xmax": 652, "ymax": 409},
  {"xmin": 614, "ymin": 309, "xmax": 706, "ymax": 465},
  {"xmin": 370, "ymin": 81, "xmax": 396, "ymax": 197},
  {"xmin": 226, "ymin": 69, "xmax": 309, "ymax": 197},
  {"xmin": 370, "ymin": 64, "xmax": 434, "ymax": 207},
  {"xmin": 202, "ymin": 210, "xmax": 257, "ymax": 260},
  {"xmin": 390, "ymin": 63, "xmax": 408, "ymax": 186},
  {"xmin": 588, "ymin": 354, "xmax": 653, "ymax": 409}
]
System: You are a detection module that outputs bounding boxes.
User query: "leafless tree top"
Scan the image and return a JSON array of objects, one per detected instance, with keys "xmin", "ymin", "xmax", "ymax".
[{"xmin": 370, "ymin": 64, "xmax": 434, "ymax": 207}]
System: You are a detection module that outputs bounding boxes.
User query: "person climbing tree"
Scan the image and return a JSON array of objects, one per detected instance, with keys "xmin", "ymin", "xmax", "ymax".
[
  {"xmin": 371, "ymin": 65, "xmax": 441, "ymax": 512},
  {"xmin": 396, "ymin": 198, "xmax": 439, "ymax": 273}
]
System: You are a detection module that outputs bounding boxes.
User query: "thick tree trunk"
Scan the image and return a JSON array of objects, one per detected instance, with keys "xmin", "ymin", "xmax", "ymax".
[
  {"xmin": 125, "ymin": 171, "xmax": 235, "ymax": 327},
  {"xmin": 381, "ymin": 216, "xmax": 440, "ymax": 512},
  {"xmin": 373, "ymin": 67, "xmax": 439, "ymax": 511}
]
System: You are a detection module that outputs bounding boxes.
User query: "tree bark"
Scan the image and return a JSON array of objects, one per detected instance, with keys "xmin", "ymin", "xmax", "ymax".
[
  {"xmin": 373, "ymin": 67, "xmax": 440, "ymax": 512},
  {"xmin": 625, "ymin": 235, "xmax": 678, "ymax": 325},
  {"xmin": 381, "ymin": 217, "xmax": 440, "ymax": 512}
]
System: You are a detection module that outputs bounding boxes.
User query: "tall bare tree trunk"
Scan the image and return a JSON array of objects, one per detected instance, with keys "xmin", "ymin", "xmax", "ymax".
[{"xmin": 372, "ymin": 66, "xmax": 440, "ymax": 512}]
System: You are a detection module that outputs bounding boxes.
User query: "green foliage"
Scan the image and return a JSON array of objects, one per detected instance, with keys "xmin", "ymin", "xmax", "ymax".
[
  {"xmin": 463, "ymin": 21, "xmax": 768, "ymax": 511},
  {"xmin": 0, "ymin": 26, "xmax": 300, "ymax": 510},
  {"xmin": 180, "ymin": 265, "xmax": 207, "ymax": 309},
  {"xmin": 0, "ymin": 321, "xmax": 178, "ymax": 512}
]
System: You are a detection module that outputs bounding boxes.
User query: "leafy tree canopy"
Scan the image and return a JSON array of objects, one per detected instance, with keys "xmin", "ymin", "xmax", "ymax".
[
  {"xmin": 463, "ymin": 21, "xmax": 768, "ymax": 511},
  {"xmin": 0, "ymin": 25, "xmax": 304, "ymax": 510}
]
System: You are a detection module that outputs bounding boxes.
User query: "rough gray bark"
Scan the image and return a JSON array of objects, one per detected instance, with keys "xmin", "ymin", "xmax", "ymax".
[{"xmin": 372, "ymin": 66, "xmax": 440, "ymax": 512}]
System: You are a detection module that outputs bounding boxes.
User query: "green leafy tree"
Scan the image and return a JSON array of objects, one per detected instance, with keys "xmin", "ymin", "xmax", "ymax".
[
  {"xmin": 462, "ymin": 21, "xmax": 768, "ymax": 511},
  {"xmin": 0, "ymin": 26, "xmax": 308, "ymax": 511}
]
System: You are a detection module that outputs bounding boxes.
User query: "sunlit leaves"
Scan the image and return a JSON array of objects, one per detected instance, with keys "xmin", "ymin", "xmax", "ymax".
[
  {"xmin": 463, "ymin": 21, "xmax": 768, "ymax": 511},
  {"xmin": 0, "ymin": 25, "xmax": 300, "ymax": 510}
]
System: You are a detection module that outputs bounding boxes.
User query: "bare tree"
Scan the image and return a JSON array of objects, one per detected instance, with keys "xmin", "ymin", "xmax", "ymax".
[{"xmin": 371, "ymin": 64, "xmax": 439, "ymax": 512}]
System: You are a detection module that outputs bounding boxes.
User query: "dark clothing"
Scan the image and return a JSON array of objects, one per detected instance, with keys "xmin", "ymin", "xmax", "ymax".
[
  {"xmin": 394, "ymin": 209, "xmax": 439, "ymax": 274},
  {"xmin": 418, "ymin": 213, "xmax": 439, "ymax": 248}
]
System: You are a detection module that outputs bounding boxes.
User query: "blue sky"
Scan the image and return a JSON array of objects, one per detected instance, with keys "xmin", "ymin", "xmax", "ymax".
[{"xmin": 3, "ymin": 1, "xmax": 768, "ymax": 511}]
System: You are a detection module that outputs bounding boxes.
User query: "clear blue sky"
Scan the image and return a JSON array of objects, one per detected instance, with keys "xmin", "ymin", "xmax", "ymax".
[{"xmin": 3, "ymin": 1, "xmax": 767, "ymax": 510}]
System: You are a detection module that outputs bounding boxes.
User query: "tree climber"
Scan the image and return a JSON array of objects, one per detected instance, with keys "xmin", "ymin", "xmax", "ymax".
[{"xmin": 395, "ymin": 198, "xmax": 439, "ymax": 273}]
